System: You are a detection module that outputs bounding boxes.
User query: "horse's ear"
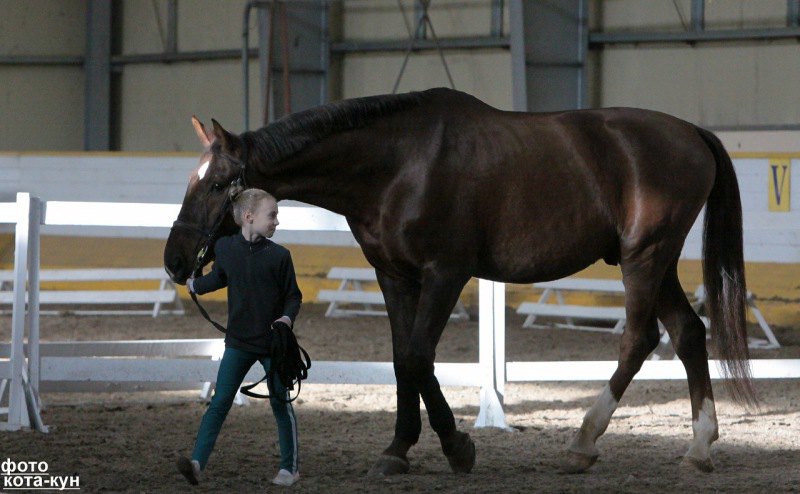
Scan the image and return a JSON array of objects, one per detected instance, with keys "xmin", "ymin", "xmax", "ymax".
[
  {"xmin": 192, "ymin": 115, "xmax": 213, "ymax": 148},
  {"xmin": 211, "ymin": 119, "xmax": 242, "ymax": 157}
]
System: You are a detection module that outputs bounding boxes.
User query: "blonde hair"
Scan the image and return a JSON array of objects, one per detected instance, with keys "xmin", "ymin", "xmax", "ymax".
[{"xmin": 230, "ymin": 187, "xmax": 276, "ymax": 226}]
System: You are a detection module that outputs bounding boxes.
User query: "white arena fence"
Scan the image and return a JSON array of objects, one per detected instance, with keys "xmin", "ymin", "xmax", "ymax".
[
  {"xmin": 0, "ymin": 194, "xmax": 489, "ymax": 433},
  {"xmin": 1, "ymin": 192, "xmax": 799, "ymax": 433}
]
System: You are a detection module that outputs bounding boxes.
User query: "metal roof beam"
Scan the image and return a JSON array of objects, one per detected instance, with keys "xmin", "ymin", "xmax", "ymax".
[{"xmin": 590, "ymin": 27, "xmax": 800, "ymax": 46}]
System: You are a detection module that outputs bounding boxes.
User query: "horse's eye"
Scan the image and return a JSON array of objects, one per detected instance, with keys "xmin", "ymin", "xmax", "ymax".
[{"xmin": 212, "ymin": 183, "xmax": 224, "ymax": 191}]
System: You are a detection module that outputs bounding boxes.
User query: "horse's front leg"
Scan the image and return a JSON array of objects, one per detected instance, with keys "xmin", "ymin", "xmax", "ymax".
[
  {"xmin": 368, "ymin": 270, "xmax": 422, "ymax": 477},
  {"xmin": 403, "ymin": 267, "xmax": 474, "ymax": 474},
  {"xmin": 368, "ymin": 267, "xmax": 474, "ymax": 476}
]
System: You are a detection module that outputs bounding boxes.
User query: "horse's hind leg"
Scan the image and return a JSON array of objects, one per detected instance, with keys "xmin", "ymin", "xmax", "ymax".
[
  {"xmin": 562, "ymin": 246, "xmax": 666, "ymax": 473},
  {"xmin": 656, "ymin": 264, "xmax": 719, "ymax": 472}
]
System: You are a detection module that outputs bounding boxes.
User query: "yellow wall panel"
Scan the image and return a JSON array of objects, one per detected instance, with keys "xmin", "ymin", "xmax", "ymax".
[
  {"xmin": 768, "ymin": 159, "xmax": 791, "ymax": 212},
  {"xmin": 1, "ymin": 234, "xmax": 797, "ymax": 329}
]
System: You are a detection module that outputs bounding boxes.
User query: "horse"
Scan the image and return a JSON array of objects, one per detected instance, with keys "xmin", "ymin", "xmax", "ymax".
[{"xmin": 164, "ymin": 87, "xmax": 755, "ymax": 476}]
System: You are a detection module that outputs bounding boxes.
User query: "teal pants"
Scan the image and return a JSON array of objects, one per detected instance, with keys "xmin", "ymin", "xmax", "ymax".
[{"xmin": 192, "ymin": 346, "xmax": 298, "ymax": 473}]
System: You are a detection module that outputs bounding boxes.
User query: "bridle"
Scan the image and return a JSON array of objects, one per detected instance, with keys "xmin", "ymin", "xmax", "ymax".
[
  {"xmin": 170, "ymin": 159, "xmax": 247, "ymax": 335},
  {"xmin": 171, "ymin": 202, "xmax": 233, "ymax": 280},
  {"xmin": 171, "ymin": 158, "xmax": 247, "ymax": 278}
]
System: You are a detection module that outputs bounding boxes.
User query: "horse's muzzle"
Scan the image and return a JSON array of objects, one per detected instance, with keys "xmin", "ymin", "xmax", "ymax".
[{"xmin": 164, "ymin": 256, "xmax": 188, "ymax": 285}]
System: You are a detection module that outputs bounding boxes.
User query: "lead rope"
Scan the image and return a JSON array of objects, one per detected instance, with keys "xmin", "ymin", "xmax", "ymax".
[
  {"xmin": 240, "ymin": 324, "xmax": 311, "ymax": 402},
  {"xmin": 190, "ymin": 290, "xmax": 311, "ymax": 402}
]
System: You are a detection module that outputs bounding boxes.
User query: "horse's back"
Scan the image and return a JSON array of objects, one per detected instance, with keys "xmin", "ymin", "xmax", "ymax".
[
  {"xmin": 421, "ymin": 90, "xmax": 716, "ymax": 199},
  {"xmin": 551, "ymin": 107, "xmax": 717, "ymax": 241},
  {"xmin": 364, "ymin": 90, "xmax": 718, "ymax": 283},
  {"xmin": 429, "ymin": 103, "xmax": 717, "ymax": 282}
]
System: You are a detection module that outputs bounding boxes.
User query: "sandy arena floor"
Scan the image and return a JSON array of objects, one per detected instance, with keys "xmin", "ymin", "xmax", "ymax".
[{"xmin": 2, "ymin": 302, "xmax": 799, "ymax": 493}]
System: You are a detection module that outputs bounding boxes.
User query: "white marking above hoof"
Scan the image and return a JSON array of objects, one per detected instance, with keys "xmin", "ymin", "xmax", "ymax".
[{"xmin": 685, "ymin": 398, "xmax": 719, "ymax": 465}]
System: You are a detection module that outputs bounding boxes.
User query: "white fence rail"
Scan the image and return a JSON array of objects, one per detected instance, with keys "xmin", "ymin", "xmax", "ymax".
[{"xmin": 0, "ymin": 194, "xmax": 486, "ymax": 433}]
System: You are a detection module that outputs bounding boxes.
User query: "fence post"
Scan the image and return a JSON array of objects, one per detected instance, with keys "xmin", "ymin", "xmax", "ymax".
[
  {"xmin": 6, "ymin": 193, "xmax": 31, "ymax": 430},
  {"xmin": 475, "ymin": 279, "xmax": 509, "ymax": 429},
  {"xmin": 27, "ymin": 198, "xmax": 43, "ymax": 408}
]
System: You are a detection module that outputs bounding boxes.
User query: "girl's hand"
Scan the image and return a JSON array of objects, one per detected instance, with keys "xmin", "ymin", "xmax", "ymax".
[{"xmin": 273, "ymin": 316, "xmax": 293, "ymax": 330}]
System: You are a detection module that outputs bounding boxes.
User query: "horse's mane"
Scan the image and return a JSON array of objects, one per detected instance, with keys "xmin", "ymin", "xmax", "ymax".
[{"xmin": 242, "ymin": 90, "xmax": 429, "ymax": 164}]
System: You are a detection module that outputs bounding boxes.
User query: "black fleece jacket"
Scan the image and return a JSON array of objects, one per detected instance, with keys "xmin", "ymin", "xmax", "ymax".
[{"xmin": 192, "ymin": 233, "xmax": 302, "ymax": 355}]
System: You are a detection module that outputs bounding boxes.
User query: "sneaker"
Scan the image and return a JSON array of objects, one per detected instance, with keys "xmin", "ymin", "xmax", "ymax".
[
  {"xmin": 176, "ymin": 456, "xmax": 201, "ymax": 486},
  {"xmin": 271, "ymin": 469, "xmax": 300, "ymax": 486}
]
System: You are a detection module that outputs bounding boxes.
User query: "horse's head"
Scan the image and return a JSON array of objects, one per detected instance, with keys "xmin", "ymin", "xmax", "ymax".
[{"xmin": 163, "ymin": 117, "xmax": 245, "ymax": 284}]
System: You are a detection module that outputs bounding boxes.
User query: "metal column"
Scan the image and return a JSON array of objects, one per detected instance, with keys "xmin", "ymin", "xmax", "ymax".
[
  {"xmin": 788, "ymin": 0, "xmax": 800, "ymax": 27},
  {"xmin": 491, "ymin": 0, "xmax": 505, "ymax": 37},
  {"xmin": 691, "ymin": 0, "xmax": 705, "ymax": 32},
  {"xmin": 270, "ymin": 1, "xmax": 328, "ymax": 121},
  {"xmin": 84, "ymin": 0, "xmax": 112, "ymax": 150},
  {"xmin": 166, "ymin": 0, "xmax": 178, "ymax": 54},
  {"xmin": 510, "ymin": 0, "xmax": 588, "ymax": 112},
  {"xmin": 244, "ymin": 1, "xmax": 328, "ymax": 130}
]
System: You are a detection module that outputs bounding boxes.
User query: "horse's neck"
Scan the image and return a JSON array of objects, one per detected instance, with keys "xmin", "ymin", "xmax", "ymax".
[{"xmin": 249, "ymin": 136, "xmax": 390, "ymax": 220}]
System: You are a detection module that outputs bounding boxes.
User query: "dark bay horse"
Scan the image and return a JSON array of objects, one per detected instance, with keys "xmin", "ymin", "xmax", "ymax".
[{"xmin": 164, "ymin": 88, "xmax": 754, "ymax": 476}]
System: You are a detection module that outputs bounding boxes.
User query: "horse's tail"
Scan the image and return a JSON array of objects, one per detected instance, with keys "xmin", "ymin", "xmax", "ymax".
[{"xmin": 695, "ymin": 126, "xmax": 757, "ymax": 408}]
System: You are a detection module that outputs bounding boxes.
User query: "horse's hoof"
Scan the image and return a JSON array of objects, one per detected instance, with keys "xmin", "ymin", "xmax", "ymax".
[
  {"xmin": 366, "ymin": 455, "xmax": 410, "ymax": 478},
  {"xmin": 445, "ymin": 431, "xmax": 476, "ymax": 474},
  {"xmin": 559, "ymin": 450, "xmax": 598, "ymax": 474},
  {"xmin": 680, "ymin": 455, "xmax": 715, "ymax": 473}
]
